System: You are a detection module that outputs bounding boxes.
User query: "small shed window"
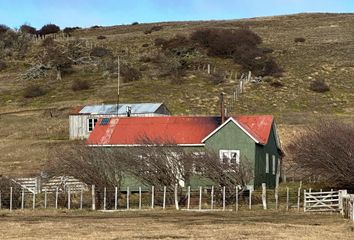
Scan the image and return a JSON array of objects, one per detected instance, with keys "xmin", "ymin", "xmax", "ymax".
[
  {"xmin": 88, "ymin": 118, "xmax": 98, "ymax": 132},
  {"xmin": 272, "ymin": 155, "xmax": 276, "ymax": 175},
  {"xmin": 265, "ymin": 153, "xmax": 269, "ymax": 174},
  {"xmin": 219, "ymin": 150, "xmax": 240, "ymax": 165}
]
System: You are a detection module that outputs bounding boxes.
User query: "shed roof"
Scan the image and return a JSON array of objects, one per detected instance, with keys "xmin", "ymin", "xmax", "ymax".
[
  {"xmin": 87, "ymin": 115, "xmax": 274, "ymax": 146},
  {"xmin": 71, "ymin": 103, "xmax": 166, "ymax": 115}
]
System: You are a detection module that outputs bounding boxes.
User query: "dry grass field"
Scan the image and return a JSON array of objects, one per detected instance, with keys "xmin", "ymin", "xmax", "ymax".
[{"xmin": 0, "ymin": 210, "xmax": 353, "ymax": 239}]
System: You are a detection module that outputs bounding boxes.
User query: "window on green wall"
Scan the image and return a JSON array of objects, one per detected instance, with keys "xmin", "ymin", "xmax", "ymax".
[
  {"xmin": 219, "ymin": 150, "xmax": 240, "ymax": 165},
  {"xmin": 265, "ymin": 153, "xmax": 269, "ymax": 173}
]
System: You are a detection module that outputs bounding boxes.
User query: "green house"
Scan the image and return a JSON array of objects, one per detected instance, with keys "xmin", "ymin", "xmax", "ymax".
[{"xmin": 87, "ymin": 115, "xmax": 283, "ymax": 189}]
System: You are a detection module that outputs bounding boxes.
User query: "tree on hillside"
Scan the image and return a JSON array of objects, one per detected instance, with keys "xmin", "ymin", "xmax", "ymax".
[{"xmin": 287, "ymin": 120, "xmax": 354, "ymax": 189}]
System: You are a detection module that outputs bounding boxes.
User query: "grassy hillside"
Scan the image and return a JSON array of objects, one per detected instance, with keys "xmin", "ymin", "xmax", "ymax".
[{"xmin": 0, "ymin": 13, "xmax": 353, "ymax": 176}]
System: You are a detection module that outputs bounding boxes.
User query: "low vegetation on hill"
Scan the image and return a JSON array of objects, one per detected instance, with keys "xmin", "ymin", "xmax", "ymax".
[{"xmin": 0, "ymin": 13, "xmax": 354, "ymax": 176}]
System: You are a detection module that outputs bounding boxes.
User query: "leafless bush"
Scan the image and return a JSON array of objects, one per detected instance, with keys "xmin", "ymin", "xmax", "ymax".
[
  {"xmin": 23, "ymin": 85, "xmax": 46, "ymax": 98},
  {"xmin": 0, "ymin": 61, "xmax": 6, "ymax": 71},
  {"xmin": 90, "ymin": 47, "xmax": 111, "ymax": 58},
  {"xmin": 0, "ymin": 176, "xmax": 22, "ymax": 208},
  {"xmin": 287, "ymin": 120, "xmax": 354, "ymax": 189},
  {"xmin": 294, "ymin": 37, "xmax": 306, "ymax": 43},
  {"xmin": 269, "ymin": 80, "xmax": 284, "ymax": 88},
  {"xmin": 144, "ymin": 25, "xmax": 163, "ymax": 34},
  {"xmin": 46, "ymin": 143, "xmax": 129, "ymax": 208},
  {"xmin": 20, "ymin": 24, "xmax": 36, "ymax": 35},
  {"xmin": 97, "ymin": 35, "xmax": 107, "ymax": 40},
  {"xmin": 310, "ymin": 79, "xmax": 330, "ymax": 93},
  {"xmin": 210, "ymin": 73, "xmax": 225, "ymax": 85},
  {"xmin": 0, "ymin": 24, "xmax": 10, "ymax": 34},
  {"xmin": 39, "ymin": 24, "xmax": 60, "ymax": 37},
  {"xmin": 71, "ymin": 79, "xmax": 90, "ymax": 91},
  {"xmin": 121, "ymin": 64, "xmax": 142, "ymax": 82}
]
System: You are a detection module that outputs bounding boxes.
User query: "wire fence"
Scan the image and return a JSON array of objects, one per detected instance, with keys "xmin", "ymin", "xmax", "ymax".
[{"xmin": 0, "ymin": 184, "xmax": 319, "ymax": 212}]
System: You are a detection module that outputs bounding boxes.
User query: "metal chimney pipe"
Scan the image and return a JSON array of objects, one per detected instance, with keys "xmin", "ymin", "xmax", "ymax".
[{"xmin": 220, "ymin": 92, "xmax": 225, "ymax": 124}]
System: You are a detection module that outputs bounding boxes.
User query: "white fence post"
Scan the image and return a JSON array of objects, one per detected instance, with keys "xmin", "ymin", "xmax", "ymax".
[
  {"xmin": 174, "ymin": 184, "xmax": 179, "ymax": 210},
  {"xmin": 163, "ymin": 186, "xmax": 166, "ymax": 210},
  {"xmin": 199, "ymin": 186, "xmax": 202, "ymax": 211},
  {"xmin": 262, "ymin": 183, "xmax": 267, "ymax": 210},
  {"xmin": 249, "ymin": 189, "xmax": 252, "ymax": 210},
  {"xmin": 55, "ymin": 187, "xmax": 59, "ymax": 209},
  {"xmin": 303, "ymin": 190, "xmax": 307, "ymax": 212},
  {"xmin": 235, "ymin": 186, "xmax": 239, "ymax": 212},
  {"xmin": 222, "ymin": 186, "xmax": 226, "ymax": 211},
  {"xmin": 187, "ymin": 186, "xmax": 191, "ymax": 210},
  {"xmin": 275, "ymin": 186, "xmax": 279, "ymax": 210},
  {"xmin": 10, "ymin": 187, "xmax": 13, "ymax": 211},
  {"xmin": 21, "ymin": 188, "xmax": 25, "ymax": 210},
  {"xmin": 286, "ymin": 187, "xmax": 289, "ymax": 211},
  {"xmin": 126, "ymin": 187, "xmax": 130, "ymax": 210},
  {"xmin": 211, "ymin": 186, "xmax": 214, "ymax": 210},
  {"xmin": 68, "ymin": 187, "xmax": 71, "ymax": 210},
  {"xmin": 80, "ymin": 188, "xmax": 83, "ymax": 210},
  {"xmin": 32, "ymin": 193, "xmax": 36, "ymax": 209},
  {"xmin": 115, "ymin": 187, "xmax": 118, "ymax": 210},
  {"xmin": 151, "ymin": 186, "xmax": 155, "ymax": 209},
  {"xmin": 139, "ymin": 187, "xmax": 142, "ymax": 210},
  {"xmin": 103, "ymin": 187, "xmax": 106, "ymax": 210},
  {"xmin": 44, "ymin": 189, "xmax": 47, "ymax": 209},
  {"xmin": 92, "ymin": 185, "xmax": 96, "ymax": 210}
]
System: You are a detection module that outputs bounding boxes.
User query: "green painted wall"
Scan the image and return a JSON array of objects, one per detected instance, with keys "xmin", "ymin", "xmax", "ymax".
[
  {"xmin": 203, "ymin": 120, "xmax": 256, "ymax": 185},
  {"xmin": 254, "ymin": 123, "xmax": 280, "ymax": 188}
]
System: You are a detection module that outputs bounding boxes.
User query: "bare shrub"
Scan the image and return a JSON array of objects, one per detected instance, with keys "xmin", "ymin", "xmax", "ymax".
[
  {"xmin": 310, "ymin": 79, "xmax": 330, "ymax": 93},
  {"xmin": 0, "ymin": 61, "xmax": 6, "ymax": 71},
  {"xmin": 142, "ymin": 43, "xmax": 149, "ymax": 48},
  {"xmin": 287, "ymin": 120, "xmax": 354, "ymax": 189},
  {"xmin": 131, "ymin": 22, "xmax": 139, "ymax": 25},
  {"xmin": 0, "ymin": 176, "xmax": 22, "ymax": 208},
  {"xmin": 144, "ymin": 25, "xmax": 163, "ymax": 34},
  {"xmin": 90, "ymin": 47, "xmax": 111, "ymax": 58},
  {"xmin": 154, "ymin": 37, "xmax": 167, "ymax": 47},
  {"xmin": 294, "ymin": 37, "xmax": 306, "ymax": 43},
  {"xmin": 210, "ymin": 73, "xmax": 225, "ymax": 85},
  {"xmin": 97, "ymin": 35, "xmax": 107, "ymax": 40},
  {"xmin": 269, "ymin": 80, "xmax": 284, "ymax": 88},
  {"xmin": 159, "ymin": 34, "xmax": 195, "ymax": 56},
  {"xmin": 121, "ymin": 64, "xmax": 142, "ymax": 82},
  {"xmin": 140, "ymin": 55, "xmax": 152, "ymax": 62},
  {"xmin": 0, "ymin": 24, "xmax": 10, "ymax": 34},
  {"xmin": 23, "ymin": 85, "xmax": 46, "ymax": 98},
  {"xmin": 39, "ymin": 24, "xmax": 60, "ymax": 37},
  {"xmin": 71, "ymin": 79, "xmax": 90, "ymax": 91},
  {"xmin": 90, "ymin": 25, "xmax": 101, "ymax": 29}
]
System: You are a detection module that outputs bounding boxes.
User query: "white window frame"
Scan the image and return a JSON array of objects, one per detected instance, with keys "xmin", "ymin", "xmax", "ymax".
[
  {"xmin": 265, "ymin": 153, "xmax": 269, "ymax": 174},
  {"xmin": 219, "ymin": 150, "xmax": 240, "ymax": 165},
  {"xmin": 87, "ymin": 118, "xmax": 98, "ymax": 132},
  {"xmin": 272, "ymin": 155, "xmax": 276, "ymax": 175}
]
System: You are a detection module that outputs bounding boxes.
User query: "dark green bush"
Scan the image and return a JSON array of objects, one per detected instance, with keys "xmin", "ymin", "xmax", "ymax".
[
  {"xmin": 23, "ymin": 85, "xmax": 46, "ymax": 98},
  {"xmin": 310, "ymin": 79, "xmax": 330, "ymax": 93},
  {"xmin": 72, "ymin": 79, "xmax": 90, "ymax": 91}
]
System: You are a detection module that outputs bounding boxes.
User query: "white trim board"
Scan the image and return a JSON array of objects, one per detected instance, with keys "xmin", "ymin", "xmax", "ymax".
[{"xmin": 201, "ymin": 117, "xmax": 260, "ymax": 144}]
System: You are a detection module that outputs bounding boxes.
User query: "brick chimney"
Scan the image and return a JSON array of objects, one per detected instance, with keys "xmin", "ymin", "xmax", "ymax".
[{"xmin": 220, "ymin": 92, "xmax": 225, "ymax": 124}]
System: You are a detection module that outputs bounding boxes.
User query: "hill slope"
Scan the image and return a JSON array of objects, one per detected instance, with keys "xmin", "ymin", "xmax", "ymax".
[{"xmin": 0, "ymin": 13, "xmax": 353, "ymax": 176}]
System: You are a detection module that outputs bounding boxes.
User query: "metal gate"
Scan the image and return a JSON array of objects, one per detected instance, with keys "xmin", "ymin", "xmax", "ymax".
[{"xmin": 304, "ymin": 190, "xmax": 340, "ymax": 212}]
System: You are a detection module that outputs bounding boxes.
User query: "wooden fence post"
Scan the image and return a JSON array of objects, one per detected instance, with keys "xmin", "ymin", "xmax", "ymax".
[
  {"xmin": 32, "ymin": 193, "xmax": 36, "ymax": 209},
  {"xmin": 249, "ymin": 189, "xmax": 252, "ymax": 210},
  {"xmin": 44, "ymin": 189, "xmax": 47, "ymax": 209},
  {"xmin": 297, "ymin": 182, "xmax": 302, "ymax": 212},
  {"xmin": 103, "ymin": 187, "xmax": 106, "ymax": 210},
  {"xmin": 55, "ymin": 187, "xmax": 59, "ymax": 209},
  {"xmin": 163, "ymin": 186, "xmax": 166, "ymax": 210},
  {"xmin": 199, "ymin": 186, "xmax": 202, "ymax": 211},
  {"xmin": 139, "ymin": 187, "xmax": 142, "ymax": 210},
  {"xmin": 235, "ymin": 186, "xmax": 239, "ymax": 212},
  {"xmin": 10, "ymin": 187, "xmax": 13, "ymax": 211},
  {"xmin": 151, "ymin": 186, "xmax": 155, "ymax": 209},
  {"xmin": 303, "ymin": 190, "xmax": 307, "ymax": 212},
  {"xmin": 211, "ymin": 186, "xmax": 214, "ymax": 210},
  {"xmin": 275, "ymin": 186, "xmax": 279, "ymax": 210},
  {"xmin": 187, "ymin": 186, "xmax": 191, "ymax": 210},
  {"xmin": 92, "ymin": 185, "xmax": 96, "ymax": 210},
  {"xmin": 262, "ymin": 183, "xmax": 267, "ymax": 210},
  {"xmin": 68, "ymin": 187, "xmax": 71, "ymax": 210},
  {"xmin": 80, "ymin": 188, "xmax": 83, "ymax": 210},
  {"xmin": 115, "ymin": 187, "xmax": 118, "ymax": 210},
  {"xmin": 222, "ymin": 186, "xmax": 226, "ymax": 211},
  {"xmin": 21, "ymin": 188, "xmax": 24, "ymax": 210},
  {"xmin": 286, "ymin": 187, "xmax": 289, "ymax": 211},
  {"xmin": 126, "ymin": 187, "xmax": 130, "ymax": 210},
  {"xmin": 174, "ymin": 184, "xmax": 179, "ymax": 210}
]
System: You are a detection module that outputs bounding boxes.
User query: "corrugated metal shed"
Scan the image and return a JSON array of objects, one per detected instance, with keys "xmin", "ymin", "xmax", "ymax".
[{"xmin": 78, "ymin": 103, "xmax": 164, "ymax": 115}]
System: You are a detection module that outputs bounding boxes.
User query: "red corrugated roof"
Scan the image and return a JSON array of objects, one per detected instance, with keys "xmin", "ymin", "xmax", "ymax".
[{"xmin": 87, "ymin": 115, "xmax": 274, "ymax": 145}]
